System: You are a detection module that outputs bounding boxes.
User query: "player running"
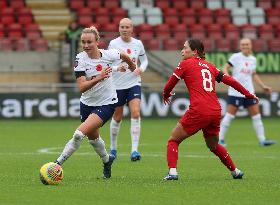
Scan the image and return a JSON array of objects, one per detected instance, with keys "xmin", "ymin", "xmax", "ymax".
[
  {"xmin": 162, "ymin": 39, "xmax": 259, "ymax": 180},
  {"xmin": 54, "ymin": 26, "xmax": 136, "ymax": 179}
]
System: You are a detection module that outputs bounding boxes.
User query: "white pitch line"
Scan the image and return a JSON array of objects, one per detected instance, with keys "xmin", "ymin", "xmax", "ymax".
[{"xmin": 0, "ymin": 147, "xmax": 278, "ymax": 160}]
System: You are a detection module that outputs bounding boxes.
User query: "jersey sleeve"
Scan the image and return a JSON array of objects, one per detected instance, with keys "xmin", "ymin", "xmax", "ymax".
[
  {"xmin": 74, "ymin": 55, "xmax": 86, "ymax": 72},
  {"xmin": 228, "ymin": 53, "xmax": 239, "ymax": 67},
  {"xmin": 105, "ymin": 49, "xmax": 121, "ymax": 62},
  {"xmin": 252, "ymin": 57, "xmax": 257, "ymax": 72},
  {"xmin": 138, "ymin": 40, "xmax": 146, "ymax": 56},
  {"xmin": 173, "ymin": 61, "xmax": 186, "ymax": 79}
]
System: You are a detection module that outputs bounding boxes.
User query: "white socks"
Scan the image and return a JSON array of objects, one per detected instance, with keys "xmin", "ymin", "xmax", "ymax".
[
  {"xmin": 252, "ymin": 114, "xmax": 266, "ymax": 142},
  {"xmin": 131, "ymin": 118, "xmax": 141, "ymax": 153},
  {"xmin": 110, "ymin": 118, "xmax": 121, "ymax": 151},
  {"xmin": 89, "ymin": 137, "xmax": 109, "ymax": 163},
  {"xmin": 169, "ymin": 168, "xmax": 178, "ymax": 175},
  {"xmin": 219, "ymin": 113, "xmax": 235, "ymax": 141},
  {"xmin": 56, "ymin": 130, "xmax": 84, "ymax": 165}
]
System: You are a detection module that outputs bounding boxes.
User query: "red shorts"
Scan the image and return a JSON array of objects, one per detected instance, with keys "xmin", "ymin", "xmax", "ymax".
[{"xmin": 179, "ymin": 110, "xmax": 221, "ymax": 138}]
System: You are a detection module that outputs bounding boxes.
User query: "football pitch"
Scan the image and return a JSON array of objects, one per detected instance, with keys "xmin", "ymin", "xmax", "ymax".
[{"xmin": 0, "ymin": 118, "xmax": 279, "ymax": 205}]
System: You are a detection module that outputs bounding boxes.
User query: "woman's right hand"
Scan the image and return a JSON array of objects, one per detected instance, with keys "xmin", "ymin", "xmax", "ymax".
[{"xmin": 98, "ymin": 67, "xmax": 112, "ymax": 81}]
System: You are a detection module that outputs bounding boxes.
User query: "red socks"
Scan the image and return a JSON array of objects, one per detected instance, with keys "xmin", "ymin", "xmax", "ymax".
[
  {"xmin": 211, "ymin": 144, "xmax": 236, "ymax": 171},
  {"xmin": 167, "ymin": 140, "xmax": 179, "ymax": 168}
]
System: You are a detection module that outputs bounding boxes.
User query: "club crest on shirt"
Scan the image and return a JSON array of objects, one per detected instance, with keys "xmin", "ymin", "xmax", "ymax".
[
  {"xmin": 96, "ymin": 64, "xmax": 102, "ymax": 71},
  {"xmin": 74, "ymin": 60, "xmax": 79, "ymax": 68}
]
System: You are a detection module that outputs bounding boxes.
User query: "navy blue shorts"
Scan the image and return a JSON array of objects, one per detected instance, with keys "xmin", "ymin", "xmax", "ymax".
[
  {"xmin": 115, "ymin": 85, "xmax": 141, "ymax": 107},
  {"xmin": 227, "ymin": 95, "xmax": 258, "ymax": 108},
  {"xmin": 80, "ymin": 102, "xmax": 116, "ymax": 125}
]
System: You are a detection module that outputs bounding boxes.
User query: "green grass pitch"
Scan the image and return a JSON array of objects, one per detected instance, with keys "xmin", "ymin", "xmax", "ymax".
[{"xmin": 0, "ymin": 118, "xmax": 279, "ymax": 205}]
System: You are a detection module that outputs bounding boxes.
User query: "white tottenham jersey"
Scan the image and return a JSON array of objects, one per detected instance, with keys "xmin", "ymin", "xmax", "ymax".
[
  {"xmin": 228, "ymin": 52, "xmax": 256, "ymax": 97},
  {"xmin": 108, "ymin": 37, "xmax": 146, "ymax": 89},
  {"xmin": 74, "ymin": 49, "xmax": 121, "ymax": 106}
]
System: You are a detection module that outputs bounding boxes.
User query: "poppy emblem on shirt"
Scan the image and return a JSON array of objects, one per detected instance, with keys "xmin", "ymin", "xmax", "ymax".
[
  {"xmin": 96, "ymin": 64, "xmax": 102, "ymax": 71},
  {"xmin": 127, "ymin": 48, "xmax": 131, "ymax": 54},
  {"xmin": 245, "ymin": 62, "xmax": 248, "ymax": 67}
]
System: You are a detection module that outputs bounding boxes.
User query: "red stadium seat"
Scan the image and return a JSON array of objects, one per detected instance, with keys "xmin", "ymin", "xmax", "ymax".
[
  {"xmin": 31, "ymin": 38, "xmax": 49, "ymax": 52},
  {"xmin": 144, "ymin": 39, "xmax": 161, "ymax": 50},
  {"xmin": 172, "ymin": 0, "xmax": 187, "ymax": 9},
  {"xmin": 87, "ymin": 0, "xmax": 102, "ymax": 9},
  {"xmin": 0, "ymin": 38, "xmax": 13, "ymax": 52},
  {"xmin": 190, "ymin": 0, "xmax": 205, "ymax": 9},
  {"xmin": 18, "ymin": 15, "xmax": 34, "ymax": 26},
  {"xmin": 180, "ymin": 8, "xmax": 197, "ymax": 25},
  {"xmin": 224, "ymin": 24, "xmax": 240, "ymax": 39},
  {"xmin": 111, "ymin": 7, "xmax": 127, "ymax": 17},
  {"xmin": 138, "ymin": 30, "xmax": 154, "ymax": 40},
  {"xmin": 216, "ymin": 39, "xmax": 232, "ymax": 52},
  {"xmin": 135, "ymin": 23, "xmax": 153, "ymax": 34},
  {"xmin": 10, "ymin": 0, "xmax": 25, "ymax": 10},
  {"xmin": 163, "ymin": 39, "xmax": 179, "ymax": 50},
  {"xmin": 268, "ymin": 39, "xmax": 280, "ymax": 52},
  {"xmin": 197, "ymin": 8, "xmax": 214, "ymax": 25},
  {"xmin": 1, "ymin": 15, "xmax": 16, "ymax": 25},
  {"xmin": 241, "ymin": 24, "xmax": 257, "ymax": 39},
  {"xmin": 189, "ymin": 24, "xmax": 207, "ymax": 39},
  {"xmin": 94, "ymin": 7, "xmax": 109, "ymax": 16},
  {"xmin": 76, "ymin": 7, "xmax": 92, "ymax": 16},
  {"xmin": 257, "ymin": 0, "xmax": 273, "ymax": 9},
  {"xmin": 252, "ymin": 39, "xmax": 267, "ymax": 52},
  {"xmin": 69, "ymin": 0, "xmax": 85, "ymax": 11},
  {"xmin": 266, "ymin": 8, "xmax": 280, "ymax": 26},
  {"xmin": 171, "ymin": 24, "xmax": 188, "ymax": 41},
  {"xmin": 26, "ymin": 30, "xmax": 41, "ymax": 40},
  {"xmin": 0, "ymin": 24, "xmax": 5, "ymax": 38},
  {"xmin": 1, "ymin": 7, "xmax": 14, "ymax": 15},
  {"xmin": 214, "ymin": 8, "xmax": 231, "ymax": 25},
  {"xmin": 104, "ymin": 0, "xmax": 119, "ymax": 9},
  {"xmin": 258, "ymin": 24, "xmax": 274, "ymax": 40},
  {"xmin": 275, "ymin": 0, "xmax": 280, "ymax": 8},
  {"xmin": 154, "ymin": 24, "xmax": 171, "ymax": 39},
  {"xmin": 17, "ymin": 7, "xmax": 32, "ymax": 16},
  {"xmin": 77, "ymin": 15, "xmax": 93, "ymax": 27},
  {"xmin": 203, "ymin": 39, "xmax": 215, "ymax": 52},
  {"xmin": 155, "ymin": 0, "xmax": 171, "ymax": 10},
  {"xmin": 14, "ymin": 38, "xmax": 30, "ymax": 51},
  {"xmin": 0, "ymin": 0, "xmax": 7, "ymax": 10},
  {"xmin": 7, "ymin": 23, "xmax": 22, "ymax": 39},
  {"xmin": 102, "ymin": 23, "xmax": 118, "ymax": 32},
  {"xmin": 95, "ymin": 16, "xmax": 111, "ymax": 24},
  {"xmin": 207, "ymin": 24, "xmax": 223, "ymax": 39},
  {"xmin": 164, "ymin": 16, "xmax": 180, "ymax": 26}
]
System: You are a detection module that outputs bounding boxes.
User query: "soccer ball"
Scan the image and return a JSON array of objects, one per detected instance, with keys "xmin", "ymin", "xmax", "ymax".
[{"xmin": 39, "ymin": 162, "xmax": 63, "ymax": 185}]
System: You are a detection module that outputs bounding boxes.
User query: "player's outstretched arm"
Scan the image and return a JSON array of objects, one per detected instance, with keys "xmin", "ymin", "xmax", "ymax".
[
  {"xmin": 120, "ymin": 52, "xmax": 136, "ymax": 72},
  {"xmin": 252, "ymin": 72, "xmax": 272, "ymax": 94},
  {"xmin": 162, "ymin": 75, "xmax": 179, "ymax": 105},
  {"xmin": 221, "ymin": 74, "xmax": 259, "ymax": 103}
]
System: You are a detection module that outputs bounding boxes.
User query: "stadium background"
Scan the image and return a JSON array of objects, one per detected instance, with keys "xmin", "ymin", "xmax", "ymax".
[{"xmin": 0, "ymin": 1, "xmax": 279, "ymax": 205}]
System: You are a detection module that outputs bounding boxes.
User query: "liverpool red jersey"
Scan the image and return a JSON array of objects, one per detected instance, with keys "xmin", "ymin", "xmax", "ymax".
[{"xmin": 173, "ymin": 57, "xmax": 221, "ymax": 115}]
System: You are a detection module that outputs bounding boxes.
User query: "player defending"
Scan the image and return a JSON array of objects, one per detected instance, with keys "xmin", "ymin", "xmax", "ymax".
[
  {"xmin": 219, "ymin": 38, "xmax": 276, "ymax": 147},
  {"xmin": 162, "ymin": 39, "xmax": 259, "ymax": 180},
  {"xmin": 54, "ymin": 26, "xmax": 136, "ymax": 179},
  {"xmin": 108, "ymin": 18, "xmax": 148, "ymax": 161}
]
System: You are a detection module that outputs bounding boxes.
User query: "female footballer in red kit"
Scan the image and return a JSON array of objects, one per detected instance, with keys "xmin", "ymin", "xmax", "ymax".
[{"xmin": 162, "ymin": 39, "xmax": 259, "ymax": 180}]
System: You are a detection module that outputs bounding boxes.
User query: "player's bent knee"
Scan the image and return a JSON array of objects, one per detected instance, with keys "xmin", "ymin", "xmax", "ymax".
[{"xmin": 73, "ymin": 130, "xmax": 85, "ymax": 142}]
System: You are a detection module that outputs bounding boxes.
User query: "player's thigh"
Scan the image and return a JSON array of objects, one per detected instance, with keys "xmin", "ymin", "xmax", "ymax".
[
  {"xmin": 78, "ymin": 113, "xmax": 103, "ymax": 138},
  {"xmin": 247, "ymin": 103, "xmax": 260, "ymax": 116},
  {"xmin": 169, "ymin": 122, "xmax": 191, "ymax": 143},
  {"xmin": 128, "ymin": 98, "xmax": 141, "ymax": 118},
  {"xmin": 227, "ymin": 96, "xmax": 242, "ymax": 115},
  {"xmin": 227, "ymin": 104, "xmax": 239, "ymax": 115}
]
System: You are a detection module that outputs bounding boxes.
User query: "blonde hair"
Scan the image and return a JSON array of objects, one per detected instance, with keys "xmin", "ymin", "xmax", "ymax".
[{"xmin": 82, "ymin": 26, "xmax": 100, "ymax": 41}]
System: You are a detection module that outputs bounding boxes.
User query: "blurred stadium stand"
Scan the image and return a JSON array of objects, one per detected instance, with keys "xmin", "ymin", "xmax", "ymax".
[{"xmin": 0, "ymin": 0, "xmax": 279, "ymax": 92}]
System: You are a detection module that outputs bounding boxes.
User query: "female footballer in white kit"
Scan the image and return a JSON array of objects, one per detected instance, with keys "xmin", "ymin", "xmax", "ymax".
[
  {"xmin": 219, "ymin": 38, "xmax": 276, "ymax": 147},
  {"xmin": 54, "ymin": 26, "xmax": 136, "ymax": 179},
  {"xmin": 108, "ymin": 18, "xmax": 148, "ymax": 161}
]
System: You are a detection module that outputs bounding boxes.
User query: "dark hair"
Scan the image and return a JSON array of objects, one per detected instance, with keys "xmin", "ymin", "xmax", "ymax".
[{"xmin": 188, "ymin": 39, "xmax": 205, "ymax": 59}]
